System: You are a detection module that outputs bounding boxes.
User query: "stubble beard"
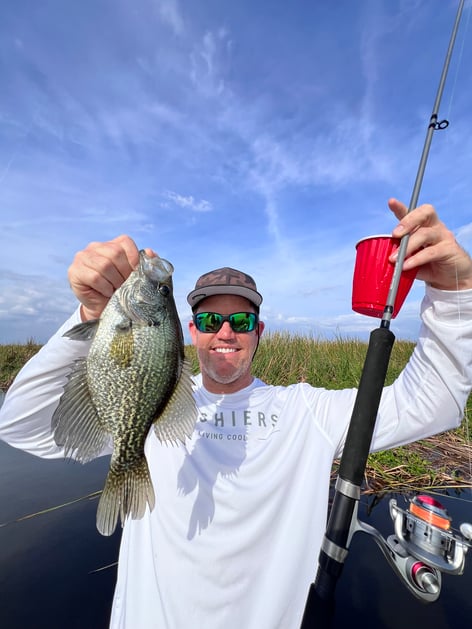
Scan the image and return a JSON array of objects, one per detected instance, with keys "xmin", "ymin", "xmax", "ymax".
[{"xmin": 198, "ymin": 349, "xmax": 252, "ymax": 386}]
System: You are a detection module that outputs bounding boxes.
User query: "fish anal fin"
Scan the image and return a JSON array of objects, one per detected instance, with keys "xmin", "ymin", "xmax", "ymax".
[
  {"xmin": 153, "ymin": 359, "xmax": 198, "ymax": 445},
  {"xmin": 96, "ymin": 457, "xmax": 155, "ymax": 536}
]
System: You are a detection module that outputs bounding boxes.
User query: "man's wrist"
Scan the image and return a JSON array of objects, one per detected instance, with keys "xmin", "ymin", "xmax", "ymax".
[{"xmin": 80, "ymin": 305, "xmax": 99, "ymax": 321}]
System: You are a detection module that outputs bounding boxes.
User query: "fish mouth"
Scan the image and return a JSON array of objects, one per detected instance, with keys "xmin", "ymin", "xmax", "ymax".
[{"xmin": 140, "ymin": 251, "xmax": 174, "ymax": 282}]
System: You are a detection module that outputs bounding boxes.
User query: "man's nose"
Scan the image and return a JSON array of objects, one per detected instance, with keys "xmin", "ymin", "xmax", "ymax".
[{"xmin": 217, "ymin": 321, "xmax": 235, "ymax": 338}]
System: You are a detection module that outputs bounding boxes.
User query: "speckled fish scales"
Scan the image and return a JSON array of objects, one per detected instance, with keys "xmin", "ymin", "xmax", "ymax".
[{"xmin": 52, "ymin": 251, "xmax": 198, "ymax": 535}]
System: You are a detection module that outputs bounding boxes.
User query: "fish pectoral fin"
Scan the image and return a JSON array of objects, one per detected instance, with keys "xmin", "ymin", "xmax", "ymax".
[
  {"xmin": 96, "ymin": 458, "xmax": 155, "ymax": 536},
  {"xmin": 63, "ymin": 320, "xmax": 100, "ymax": 341},
  {"xmin": 52, "ymin": 358, "xmax": 110, "ymax": 462},
  {"xmin": 153, "ymin": 359, "xmax": 198, "ymax": 445}
]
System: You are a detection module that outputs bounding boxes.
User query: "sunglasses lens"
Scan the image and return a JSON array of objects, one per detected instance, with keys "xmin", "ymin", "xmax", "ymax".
[
  {"xmin": 195, "ymin": 312, "xmax": 223, "ymax": 333},
  {"xmin": 194, "ymin": 312, "xmax": 258, "ymax": 333},
  {"xmin": 229, "ymin": 312, "xmax": 257, "ymax": 332}
]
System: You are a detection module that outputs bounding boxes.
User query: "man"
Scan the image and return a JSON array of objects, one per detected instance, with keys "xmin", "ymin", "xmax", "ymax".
[{"xmin": 1, "ymin": 199, "xmax": 472, "ymax": 628}]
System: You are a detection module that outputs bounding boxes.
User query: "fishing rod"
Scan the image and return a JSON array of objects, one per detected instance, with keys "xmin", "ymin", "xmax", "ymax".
[{"xmin": 301, "ymin": 1, "xmax": 470, "ymax": 626}]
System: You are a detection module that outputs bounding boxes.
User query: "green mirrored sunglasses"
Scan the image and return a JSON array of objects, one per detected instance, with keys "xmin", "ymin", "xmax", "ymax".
[{"xmin": 193, "ymin": 312, "xmax": 258, "ymax": 333}]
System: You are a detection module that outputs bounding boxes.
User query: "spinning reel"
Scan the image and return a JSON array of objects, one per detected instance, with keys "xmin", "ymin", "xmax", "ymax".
[{"xmin": 354, "ymin": 493, "xmax": 472, "ymax": 602}]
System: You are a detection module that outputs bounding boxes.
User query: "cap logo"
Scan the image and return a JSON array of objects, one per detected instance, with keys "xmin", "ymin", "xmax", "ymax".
[{"xmin": 197, "ymin": 268, "xmax": 255, "ymax": 288}]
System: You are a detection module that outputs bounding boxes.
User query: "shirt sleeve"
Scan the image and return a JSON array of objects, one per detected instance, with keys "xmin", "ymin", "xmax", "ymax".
[
  {"xmin": 0, "ymin": 308, "xmax": 95, "ymax": 459},
  {"xmin": 368, "ymin": 286, "xmax": 472, "ymax": 453}
]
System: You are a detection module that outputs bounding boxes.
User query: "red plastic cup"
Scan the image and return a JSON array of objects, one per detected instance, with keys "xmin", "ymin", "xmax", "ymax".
[{"xmin": 352, "ymin": 235, "xmax": 417, "ymax": 318}]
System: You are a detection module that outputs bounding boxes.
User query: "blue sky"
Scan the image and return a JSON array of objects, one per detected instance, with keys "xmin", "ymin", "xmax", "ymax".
[{"xmin": 1, "ymin": 0, "xmax": 472, "ymax": 345}]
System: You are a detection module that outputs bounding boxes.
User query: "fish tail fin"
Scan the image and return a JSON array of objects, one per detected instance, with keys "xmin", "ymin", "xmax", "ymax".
[{"xmin": 96, "ymin": 459, "xmax": 156, "ymax": 536}]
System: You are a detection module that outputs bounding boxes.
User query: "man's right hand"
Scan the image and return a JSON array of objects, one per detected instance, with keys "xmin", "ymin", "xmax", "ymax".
[{"xmin": 68, "ymin": 235, "xmax": 152, "ymax": 321}]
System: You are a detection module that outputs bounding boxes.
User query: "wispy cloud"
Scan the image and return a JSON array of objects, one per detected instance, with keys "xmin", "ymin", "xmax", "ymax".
[
  {"xmin": 164, "ymin": 191, "xmax": 212, "ymax": 213},
  {"xmin": 1, "ymin": 0, "xmax": 470, "ymax": 344},
  {"xmin": 155, "ymin": 0, "xmax": 185, "ymax": 36}
]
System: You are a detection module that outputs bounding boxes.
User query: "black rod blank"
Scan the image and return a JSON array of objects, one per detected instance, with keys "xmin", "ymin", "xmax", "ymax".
[{"xmin": 300, "ymin": 2, "xmax": 466, "ymax": 626}]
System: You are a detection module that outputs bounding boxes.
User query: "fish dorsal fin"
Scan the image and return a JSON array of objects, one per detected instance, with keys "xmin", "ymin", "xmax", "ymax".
[
  {"xmin": 52, "ymin": 358, "xmax": 111, "ymax": 462},
  {"xmin": 153, "ymin": 359, "xmax": 198, "ymax": 445},
  {"xmin": 64, "ymin": 319, "xmax": 100, "ymax": 341}
]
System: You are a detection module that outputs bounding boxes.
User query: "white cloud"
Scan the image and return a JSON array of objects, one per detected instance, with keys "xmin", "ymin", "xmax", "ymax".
[
  {"xmin": 155, "ymin": 0, "xmax": 185, "ymax": 36},
  {"xmin": 0, "ymin": 0, "xmax": 470, "ymax": 345},
  {"xmin": 164, "ymin": 191, "xmax": 212, "ymax": 213}
]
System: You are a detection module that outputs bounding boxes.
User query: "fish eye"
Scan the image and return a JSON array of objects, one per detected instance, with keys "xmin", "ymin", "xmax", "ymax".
[{"xmin": 159, "ymin": 285, "xmax": 170, "ymax": 296}]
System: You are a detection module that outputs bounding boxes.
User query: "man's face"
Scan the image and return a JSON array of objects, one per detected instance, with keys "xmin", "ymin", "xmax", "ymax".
[{"xmin": 188, "ymin": 294, "xmax": 264, "ymax": 393}]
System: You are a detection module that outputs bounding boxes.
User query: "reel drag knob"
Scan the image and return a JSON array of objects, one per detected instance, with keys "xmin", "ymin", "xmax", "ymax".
[
  {"xmin": 411, "ymin": 561, "xmax": 440, "ymax": 595},
  {"xmin": 459, "ymin": 522, "xmax": 472, "ymax": 542}
]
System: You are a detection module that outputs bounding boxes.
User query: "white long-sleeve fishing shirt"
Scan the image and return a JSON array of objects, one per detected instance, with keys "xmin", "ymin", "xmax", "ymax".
[{"xmin": 1, "ymin": 286, "xmax": 472, "ymax": 629}]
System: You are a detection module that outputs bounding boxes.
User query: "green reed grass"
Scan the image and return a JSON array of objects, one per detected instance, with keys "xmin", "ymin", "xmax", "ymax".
[
  {"xmin": 2, "ymin": 334, "xmax": 471, "ymax": 492},
  {"xmin": 186, "ymin": 330, "xmax": 416, "ymax": 388},
  {"xmin": 256, "ymin": 331, "xmax": 415, "ymax": 387},
  {"xmin": 187, "ymin": 331, "xmax": 471, "ymax": 492},
  {"xmin": 0, "ymin": 340, "xmax": 43, "ymax": 390}
]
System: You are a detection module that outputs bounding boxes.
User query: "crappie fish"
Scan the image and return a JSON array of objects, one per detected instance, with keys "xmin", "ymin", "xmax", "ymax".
[{"xmin": 52, "ymin": 251, "xmax": 197, "ymax": 536}]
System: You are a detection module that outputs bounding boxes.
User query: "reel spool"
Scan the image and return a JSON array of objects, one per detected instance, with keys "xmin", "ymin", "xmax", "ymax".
[
  {"xmin": 390, "ymin": 494, "xmax": 470, "ymax": 579},
  {"xmin": 346, "ymin": 492, "xmax": 470, "ymax": 602}
]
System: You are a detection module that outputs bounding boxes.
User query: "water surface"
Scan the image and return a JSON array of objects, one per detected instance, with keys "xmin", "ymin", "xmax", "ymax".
[{"xmin": 0, "ymin": 439, "xmax": 470, "ymax": 628}]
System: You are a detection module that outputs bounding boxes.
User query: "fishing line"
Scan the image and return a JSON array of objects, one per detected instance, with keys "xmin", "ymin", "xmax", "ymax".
[
  {"xmin": 447, "ymin": 262, "xmax": 472, "ymax": 490},
  {"xmin": 441, "ymin": 2, "xmax": 472, "ymax": 487},
  {"xmin": 465, "ymin": 409, "xmax": 472, "ymax": 482},
  {"xmin": 444, "ymin": 1, "xmax": 472, "ymax": 122},
  {"xmin": 0, "ymin": 490, "xmax": 102, "ymax": 528},
  {"xmin": 461, "ymin": 320, "xmax": 472, "ymax": 484},
  {"xmin": 381, "ymin": 0, "xmax": 466, "ymax": 324},
  {"xmin": 455, "ymin": 3, "xmax": 472, "ymax": 485},
  {"xmin": 301, "ymin": 3, "xmax": 471, "ymax": 625},
  {"xmin": 455, "ymin": 267, "xmax": 472, "ymax": 484},
  {"xmin": 451, "ymin": 55, "xmax": 472, "ymax": 487}
]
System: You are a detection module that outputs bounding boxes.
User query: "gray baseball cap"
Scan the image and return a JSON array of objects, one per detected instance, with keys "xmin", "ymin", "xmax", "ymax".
[{"xmin": 187, "ymin": 267, "xmax": 263, "ymax": 309}]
